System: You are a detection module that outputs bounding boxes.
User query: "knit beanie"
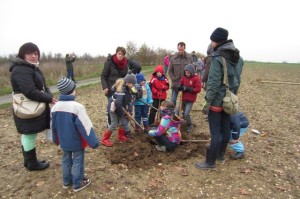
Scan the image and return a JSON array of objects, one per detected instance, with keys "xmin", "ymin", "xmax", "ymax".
[
  {"xmin": 18, "ymin": 42, "xmax": 40, "ymax": 60},
  {"xmin": 210, "ymin": 27, "xmax": 228, "ymax": 43},
  {"xmin": 136, "ymin": 73, "xmax": 146, "ymax": 84},
  {"xmin": 57, "ymin": 78, "xmax": 76, "ymax": 95},
  {"xmin": 124, "ymin": 71, "xmax": 137, "ymax": 84}
]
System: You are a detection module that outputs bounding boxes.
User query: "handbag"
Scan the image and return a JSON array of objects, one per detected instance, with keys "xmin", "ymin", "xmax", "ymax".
[
  {"xmin": 221, "ymin": 57, "xmax": 239, "ymax": 115},
  {"xmin": 12, "ymin": 93, "xmax": 46, "ymax": 119}
]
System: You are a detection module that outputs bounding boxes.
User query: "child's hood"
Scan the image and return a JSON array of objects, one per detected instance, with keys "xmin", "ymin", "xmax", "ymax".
[
  {"xmin": 153, "ymin": 65, "xmax": 164, "ymax": 75},
  {"xmin": 184, "ymin": 64, "xmax": 195, "ymax": 77}
]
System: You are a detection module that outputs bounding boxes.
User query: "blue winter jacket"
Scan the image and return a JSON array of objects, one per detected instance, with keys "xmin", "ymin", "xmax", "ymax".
[
  {"xmin": 134, "ymin": 83, "xmax": 153, "ymax": 106},
  {"xmin": 51, "ymin": 95, "xmax": 99, "ymax": 151}
]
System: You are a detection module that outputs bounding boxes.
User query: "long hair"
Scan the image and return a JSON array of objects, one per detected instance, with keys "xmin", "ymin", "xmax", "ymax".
[{"xmin": 112, "ymin": 78, "xmax": 125, "ymax": 93}]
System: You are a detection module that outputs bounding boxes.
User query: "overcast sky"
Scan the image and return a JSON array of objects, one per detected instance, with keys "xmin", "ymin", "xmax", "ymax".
[{"xmin": 0, "ymin": 0, "xmax": 299, "ymax": 63}]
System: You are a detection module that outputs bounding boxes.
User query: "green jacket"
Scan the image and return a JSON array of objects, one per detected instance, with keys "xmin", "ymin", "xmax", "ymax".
[
  {"xmin": 65, "ymin": 56, "xmax": 75, "ymax": 70},
  {"xmin": 205, "ymin": 40, "xmax": 244, "ymax": 107}
]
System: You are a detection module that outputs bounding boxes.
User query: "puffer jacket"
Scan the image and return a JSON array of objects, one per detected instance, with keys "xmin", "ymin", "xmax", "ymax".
[
  {"xmin": 108, "ymin": 85, "xmax": 133, "ymax": 117},
  {"xmin": 205, "ymin": 40, "xmax": 244, "ymax": 107},
  {"xmin": 179, "ymin": 64, "xmax": 201, "ymax": 102},
  {"xmin": 168, "ymin": 52, "xmax": 193, "ymax": 89},
  {"xmin": 101, "ymin": 55, "xmax": 129, "ymax": 97},
  {"xmin": 9, "ymin": 58, "xmax": 53, "ymax": 134},
  {"xmin": 150, "ymin": 65, "xmax": 169, "ymax": 100}
]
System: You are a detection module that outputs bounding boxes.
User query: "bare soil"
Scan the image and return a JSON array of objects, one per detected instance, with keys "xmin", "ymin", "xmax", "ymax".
[{"xmin": 0, "ymin": 64, "xmax": 299, "ymax": 198}]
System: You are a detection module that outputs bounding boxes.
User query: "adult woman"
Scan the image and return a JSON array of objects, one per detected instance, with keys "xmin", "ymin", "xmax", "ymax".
[
  {"xmin": 10, "ymin": 42, "xmax": 57, "ymax": 171},
  {"xmin": 101, "ymin": 47, "xmax": 129, "ymax": 125}
]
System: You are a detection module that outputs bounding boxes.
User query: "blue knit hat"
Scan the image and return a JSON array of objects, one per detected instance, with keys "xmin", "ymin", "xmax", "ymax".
[
  {"xmin": 57, "ymin": 78, "xmax": 76, "ymax": 95},
  {"xmin": 136, "ymin": 73, "xmax": 146, "ymax": 84},
  {"xmin": 210, "ymin": 27, "xmax": 228, "ymax": 43}
]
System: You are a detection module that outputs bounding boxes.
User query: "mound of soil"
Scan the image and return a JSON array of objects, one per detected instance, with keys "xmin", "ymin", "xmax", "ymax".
[{"xmin": 106, "ymin": 131, "xmax": 209, "ymax": 169}]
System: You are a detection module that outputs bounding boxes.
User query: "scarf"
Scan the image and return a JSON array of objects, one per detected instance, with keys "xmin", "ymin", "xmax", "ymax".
[{"xmin": 113, "ymin": 54, "xmax": 127, "ymax": 70}]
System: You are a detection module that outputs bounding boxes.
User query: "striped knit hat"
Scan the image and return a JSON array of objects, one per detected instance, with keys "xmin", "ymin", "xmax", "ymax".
[{"xmin": 57, "ymin": 78, "xmax": 76, "ymax": 95}]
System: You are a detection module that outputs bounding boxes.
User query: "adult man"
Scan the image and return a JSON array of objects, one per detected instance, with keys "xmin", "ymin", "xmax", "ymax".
[
  {"xmin": 195, "ymin": 27, "xmax": 244, "ymax": 169},
  {"xmin": 65, "ymin": 53, "xmax": 76, "ymax": 83},
  {"xmin": 168, "ymin": 42, "xmax": 192, "ymax": 106}
]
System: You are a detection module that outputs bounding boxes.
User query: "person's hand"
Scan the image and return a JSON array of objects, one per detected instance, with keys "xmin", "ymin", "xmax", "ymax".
[
  {"xmin": 51, "ymin": 98, "xmax": 57, "ymax": 104},
  {"xmin": 229, "ymin": 139, "xmax": 239, "ymax": 144},
  {"xmin": 177, "ymin": 86, "xmax": 183, "ymax": 91},
  {"xmin": 202, "ymin": 102, "xmax": 210, "ymax": 115},
  {"xmin": 104, "ymin": 88, "xmax": 109, "ymax": 95},
  {"xmin": 184, "ymin": 87, "xmax": 194, "ymax": 92}
]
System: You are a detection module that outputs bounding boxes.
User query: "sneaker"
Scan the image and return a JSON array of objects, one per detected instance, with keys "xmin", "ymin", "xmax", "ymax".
[
  {"xmin": 195, "ymin": 162, "xmax": 216, "ymax": 170},
  {"xmin": 63, "ymin": 183, "xmax": 71, "ymax": 189},
  {"xmin": 230, "ymin": 152, "xmax": 244, "ymax": 160},
  {"xmin": 155, "ymin": 145, "xmax": 166, "ymax": 152},
  {"xmin": 73, "ymin": 178, "xmax": 91, "ymax": 193}
]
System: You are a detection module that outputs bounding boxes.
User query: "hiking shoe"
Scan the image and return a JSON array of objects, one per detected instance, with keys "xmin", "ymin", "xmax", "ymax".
[
  {"xmin": 63, "ymin": 183, "xmax": 72, "ymax": 189},
  {"xmin": 155, "ymin": 145, "xmax": 166, "ymax": 152},
  {"xmin": 195, "ymin": 162, "xmax": 216, "ymax": 170},
  {"xmin": 230, "ymin": 152, "xmax": 245, "ymax": 160},
  {"xmin": 73, "ymin": 178, "xmax": 91, "ymax": 193}
]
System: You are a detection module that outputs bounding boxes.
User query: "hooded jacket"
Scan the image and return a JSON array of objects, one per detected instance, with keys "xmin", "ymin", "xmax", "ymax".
[
  {"xmin": 9, "ymin": 58, "xmax": 53, "ymax": 134},
  {"xmin": 180, "ymin": 64, "xmax": 201, "ymax": 102},
  {"xmin": 168, "ymin": 52, "xmax": 193, "ymax": 89},
  {"xmin": 205, "ymin": 40, "xmax": 244, "ymax": 107},
  {"xmin": 150, "ymin": 65, "xmax": 169, "ymax": 100},
  {"xmin": 101, "ymin": 55, "xmax": 129, "ymax": 97}
]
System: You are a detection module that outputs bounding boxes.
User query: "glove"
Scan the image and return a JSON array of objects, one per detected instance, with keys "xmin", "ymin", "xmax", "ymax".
[
  {"xmin": 177, "ymin": 86, "xmax": 184, "ymax": 91},
  {"xmin": 184, "ymin": 87, "xmax": 194, "ymax": 92},
  {"xmin": 202, "ymin": 102, "xmax": 210, "ymax": 115}
]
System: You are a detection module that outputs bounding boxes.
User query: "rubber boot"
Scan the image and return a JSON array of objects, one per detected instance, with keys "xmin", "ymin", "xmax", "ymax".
[
  {"xmin": 26, "ymin": 148, "xmax": 50, "ymax": 171},
  {"xmin": 117, "ymin": 127, "xmax": 128, "ymax": 142},
  {"xmin": 21, "ymin": 146, "xmax": 46, "ymax": 168},
  {"xmin": 100, "ymin": 130, "xmax": 113, "ymax": 147}
]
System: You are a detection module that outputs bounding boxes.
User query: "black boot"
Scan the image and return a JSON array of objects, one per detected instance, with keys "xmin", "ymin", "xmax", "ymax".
[
  {"xmin": 21, "ymin": 146, "xmax": 46, "ymax": 168},
  {"xmin": 195, "ymin": 148, "xmax": 216, "ymax": 170},
  {"xmin": 26, "ymin": 148, "xmax": 49, "ymax": 171}
]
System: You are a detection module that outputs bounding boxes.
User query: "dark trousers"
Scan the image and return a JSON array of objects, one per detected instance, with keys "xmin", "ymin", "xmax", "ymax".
[
  {"xmin": 67, "ymin": 68, "xmax": 75, "ymax": 81},
  {"xmin": 206, "ymin": 110, "xmax": 231, "ymax": 165},
  {"xmin": 154, "ymin": 134, "xmax": 177, "ymax": 151},
  {"xmin": 148, "ymin": 98, "xmax": 164, "ymax": 125}
]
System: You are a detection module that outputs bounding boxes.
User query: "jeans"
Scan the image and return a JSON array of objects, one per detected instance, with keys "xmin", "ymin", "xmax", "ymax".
[
  {"xmin": 206, "ymin": 110, "xmax": 231, "ymax": 165},
  {"xmin": 67, "ymin": 68, "xmax": 75, "ymax": 81},
  {"xmin": 182, "ymin": 101, "xmax": 193, "ymax": 125},
  {"xmin": 164, "ymin": 64, "xmax": 168, "ymax": 75},
  {"xmin": 109, "ymin": 112, "xmax": 129, "ymax": 131},
  {"xmin": 154, "ymin": 134, "xmax": 177, "ymax": 151},
  {"xmin": 230, "ymin": 127, "xmax": 248, "ymax": 152},
  {"xmin": 171, "ymin": 89, "xmax": 179, "ymax": 106},
  {"xmin": 134, "ymin": 105, "xmax": 149, "ymax": 126},
  {"xmin": 62, "ymin": 149, "xmax": 85, "ymax": 189}
]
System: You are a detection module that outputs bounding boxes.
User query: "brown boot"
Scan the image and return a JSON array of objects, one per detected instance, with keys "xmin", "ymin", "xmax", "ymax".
[
  {"xmin": 101, "ymin": 130, "xmax": 113, "ymax": 147},
  {"xmin": 117, "ymin": 127, "xmax": 128, "ymax": 141}
]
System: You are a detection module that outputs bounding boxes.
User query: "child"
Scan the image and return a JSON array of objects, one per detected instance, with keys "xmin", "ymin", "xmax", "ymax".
[
  {"xmin": 148, "ymin": 65, "xmax": 169, "ymax": 127},
  {"xmin": 177, "ymin": 64, "xmax": 201, "ymax": 133},
  {"xmin": 134, "ymin": 73, "xmax": 153, "ymax": 133},
  {"xmin": 51, "ymin": 78, "xmax": 99, "ymax": 192},
  {"xmin": 229, "ymin": 111, "xmax": 249, "ymax": 159},
  {"xmin": 100, "ymin": 72, "xmax": 137, "ymax": 147},
  {"xmin": 148, "ymin": 101, "xmax": 182, "ymax": 152}
]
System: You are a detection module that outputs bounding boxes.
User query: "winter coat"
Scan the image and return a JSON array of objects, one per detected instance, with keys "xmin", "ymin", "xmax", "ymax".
[
  {"xmin": 134, "ymin": 83, "xmax": 153, "ymax": 105},
  {"xmin": 179, "ymin": 64, "xmax": 201, "ymax": 102},
  {"xmin": 230, "ymin": 112, "xmax": 249, "ymax": 140},
  {"xmin": 108, "ymin": 85, "xmax": 133, "ymax": 117},
  {"xmin": 148, "ymin": 115, "xmax": 182, "ymax": 145},
  {"xmin": 128, "ymin": 60, "xmax": 141, "ymax": 74},
  {"xmin": 51, "ymin": 95, "xmax": 99, "ymax": 151},
  {"xmin": 202, "ymin": 55, "xmax": 211, "ymax": 83},
  {"xmin": 101, "ymin": 56, "xmax": 129, "ymax": 97},
  {"xmin": 205, "ymin": 40, "xmax": 244, "ymax": 107},
  {"xmin": 168, "ymin": 52, "xmax": 193, "ymax": 89},
  {"xmin": 163, "ymin": 56, "xmax": 169, "ymax": 66},
  {"xmin": 9, "ymin": 58, "xmax": 53, "ymax": 134},
  {"xmin": 150, "ymin": 65, "xmax": 169, "ymax": 100},
  {"xmin": 65, "ymin": 56, "xmax": 75, "ymax": 70}
]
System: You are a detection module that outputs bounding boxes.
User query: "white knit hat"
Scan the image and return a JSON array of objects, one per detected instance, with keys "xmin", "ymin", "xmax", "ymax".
[{"xmin": 57, "ymin": 78, "xmax": 76, "ymax": 95}]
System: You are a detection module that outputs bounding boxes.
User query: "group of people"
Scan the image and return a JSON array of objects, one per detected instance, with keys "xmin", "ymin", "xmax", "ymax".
[{"xmin": 9, "ymin": 27, "xmax": 248, "ymax": 193}]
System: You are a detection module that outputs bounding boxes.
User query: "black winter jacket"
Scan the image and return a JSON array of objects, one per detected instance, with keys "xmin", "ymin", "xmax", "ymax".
[
  {"xmin": 9, "ymin": 58, "xmax": 53, "ymax": 134},
  {"xmin": 101, "ymin": 56, "xmax": 129, "ymax": 97}
]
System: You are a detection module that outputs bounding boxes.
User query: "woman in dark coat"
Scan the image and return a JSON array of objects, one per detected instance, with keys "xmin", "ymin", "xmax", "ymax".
[{"xmin": 10, "ymin": 42, "xmax": 57, "ymax": 171}]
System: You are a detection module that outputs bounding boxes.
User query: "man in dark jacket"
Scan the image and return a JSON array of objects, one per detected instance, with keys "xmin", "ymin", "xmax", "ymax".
[
  {"xmin": 168, "ymin": 42, "xmax": 193, "ymax": 106},
  {"xmin": 65, "ymin": 53, "xmax": 76, "ymax": 83},
  {"xmin": 195, "ymin": 27, "xmax": 244, "ymax": 169}
]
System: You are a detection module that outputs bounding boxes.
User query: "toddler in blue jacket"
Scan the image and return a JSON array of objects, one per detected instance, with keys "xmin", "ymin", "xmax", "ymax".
[{"xmin": 51, "ymin": 78, "xmax": 99, "ymax": 193}]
